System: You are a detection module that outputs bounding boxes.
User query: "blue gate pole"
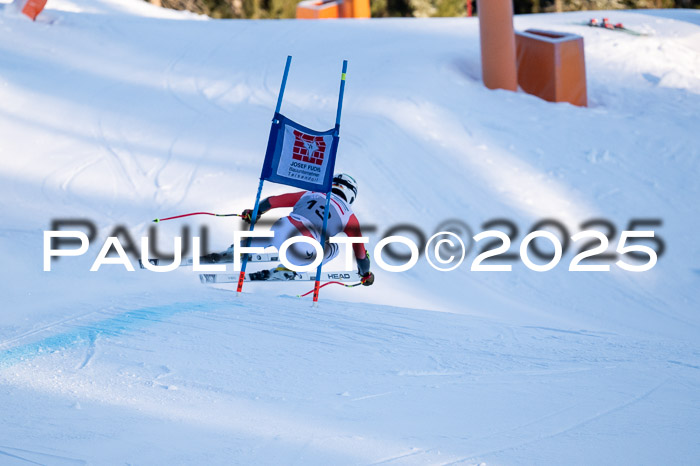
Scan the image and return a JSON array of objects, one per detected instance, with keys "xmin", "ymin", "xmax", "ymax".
[
  {"xmin": 237, "ymin": 56, "xmax": 293, "ymax": 294},
  {"xmin": 313, "ymin": 59, "xmax": 348, "ymax": 304},
  {"xmin": 335, "ymin": 60, "xmax": 348, "ymax": 127},
  {"xmin": 275, "ymin": 55, "xmax": 293, "ymax": 113}
]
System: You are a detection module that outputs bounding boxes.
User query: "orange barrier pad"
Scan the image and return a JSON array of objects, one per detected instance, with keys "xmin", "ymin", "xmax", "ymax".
[
  {"xmin": 21, "ymin": 0, "xmax": 48, "ymax": 20},
  {"xmin": 296, "ymin": 1, "xmax": 340, "ymax": 19},
  {"xmin": 516, "ymin": 29, "xmax": 587, "ymax": 107},
  {"xmin": 341, "ymin": 0, "xmax": 370, "ymax": 18},
  {"xmin": 296, "ymin": 0, "xmax": 370, "ymax": 19}
]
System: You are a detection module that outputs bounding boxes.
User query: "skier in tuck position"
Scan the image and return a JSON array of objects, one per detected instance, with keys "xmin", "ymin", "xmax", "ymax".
[{"xmin": 240, "ymin": 173, "xmax": 375, "ymax": 286}]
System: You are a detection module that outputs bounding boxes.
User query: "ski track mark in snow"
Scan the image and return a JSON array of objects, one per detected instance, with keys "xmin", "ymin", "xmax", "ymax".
[
  {"xmin": 40, "ymin": 155, "xmax": 100, "ymax": 209},
  {"xmin": 0, "ymin": 448, "xmax": 43, "ymax": 465},
  {"xmin": 349, "ymin": 391, "xmax": 393, "ymax": 402},
  {"xmin": 163, "ymin": 46, "xmax": 203, "ymax": 116},
  {"xmin": 667, "ymin": 360, "xmax": 700, "ymax": 370},
  {"xmin": 445, "ymin": 378, "xmax": 669, "ymax": 464},
  {"xmin": 0, "ymin": 311, "xmax": 102, "ymax": 350},
  {"xmin": 58, "ymin": 156, "xmax": 102, "ymax": 194},
  {"xmin": 193, "ymin": 42, "xmax": 235, "ymax": 116},
  {"xmin": 76, "ymin": 330, "xmax": 97, "ymax": 370},
  {"xmin": 152, "ymin": 45, "xmax": 214, "ymax": 207},
  {"xmin": 96, "ymin": 115, "xmax": 138, "ymax": 193},
  {"xmin": 368, "ymin": 448, "xmax": 430, "ymax": 465},
  {"xmin": 522, "ymin": 326, "xmax": 611, "ymax": 338},
  {"xmin": 0, "ymin": 445, "xmax": 86, "ymax": 465}
]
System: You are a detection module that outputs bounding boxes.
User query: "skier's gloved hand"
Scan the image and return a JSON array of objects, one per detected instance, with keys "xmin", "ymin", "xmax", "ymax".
[
  {"xmin": 357, "ymin": 253, "xmax": 372, "ymax": 285},
  {"xmin": 241, "ymin": 209, "xmax": 256, "ymax": 224},
  {"xmin": 356, "ymin": 252, "xmax": 371, "ymax": 276},
  {"xmin": 241, "ymin": 199, "xmax": 272, "ymax": 224}
]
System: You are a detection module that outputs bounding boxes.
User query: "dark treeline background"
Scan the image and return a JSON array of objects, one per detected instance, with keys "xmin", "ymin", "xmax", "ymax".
[{"xmin": 145, "ymin": 0, "xmax": 698, "ymax": 20}]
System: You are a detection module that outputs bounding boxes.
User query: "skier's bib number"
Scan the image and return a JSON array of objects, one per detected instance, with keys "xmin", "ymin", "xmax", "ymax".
[{"xmin": 305, "ymin": 199, "xmax": 331, "ymax": 222}]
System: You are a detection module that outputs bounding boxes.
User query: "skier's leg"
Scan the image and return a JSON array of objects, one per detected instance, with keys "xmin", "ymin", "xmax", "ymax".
[
  {"xmin": 243, "ymin": 216, "xmax": 296, "ymax": 250},
  {"xmin": 226, "ymin": 217, "xmax": 294, "ymax": 265},
  {"xmin": 251, "ymin": 217, "xmax": 318, "ymax": 280},
  {"xmin": 323, "ymin": 241, "xmax": 339, "ymax": 264},
  {"xmin": 284, "ymin": 237, "xmax": 338, "ymax": 266},
  {"xmin": 274, "ymin": 217, "xmax": 319, "ymax": 267}
]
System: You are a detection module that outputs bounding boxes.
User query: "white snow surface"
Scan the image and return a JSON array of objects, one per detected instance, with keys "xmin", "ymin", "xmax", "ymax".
[{"xmin": 0, "ymin": 0, "xmax": 699, "ymax": 464}]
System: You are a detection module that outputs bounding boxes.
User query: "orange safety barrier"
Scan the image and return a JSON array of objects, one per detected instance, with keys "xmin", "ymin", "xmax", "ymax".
[
  {"xmin": 296, "ymin": 0, "xmax": 340, "ymax": 19},
  {"xmin": 20, "ymin": 0, "xmax": 47, "ymax": 21},
  {"xmin": 515, "ymin": 29, "xmax": 588, "ymax": 107},
  {"xmin": 296, "ymin": 0, "xmax": 370, "ymax": 19},
  {"xmin": 476, "ymin": 0, "xmax": 518, "ymax": 91},
  {"xmin": 341, "ymin": 0, "xmax": 370, "ymax": 18}
]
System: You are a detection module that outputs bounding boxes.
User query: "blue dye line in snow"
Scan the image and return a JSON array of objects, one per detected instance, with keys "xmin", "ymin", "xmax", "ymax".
[{"xmin": 0, "ymin": 302, "xmax": 212, "ymax": 370}]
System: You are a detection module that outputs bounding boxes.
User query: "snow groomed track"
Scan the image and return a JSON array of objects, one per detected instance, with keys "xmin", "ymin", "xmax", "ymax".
[{"xmin": 1, "ymin": 0, "xmax": 699, "ymax": 463}]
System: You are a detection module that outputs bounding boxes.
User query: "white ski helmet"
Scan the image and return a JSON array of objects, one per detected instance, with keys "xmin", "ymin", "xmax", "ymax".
[{"xmin": 332, "ymin": 173, "xmax": 358, "ymax": 204}]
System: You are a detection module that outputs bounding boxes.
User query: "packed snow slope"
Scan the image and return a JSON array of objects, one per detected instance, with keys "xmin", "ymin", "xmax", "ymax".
[{"xmin": 1, "ymin": 0, "xmax": 699, "ymax": 464}]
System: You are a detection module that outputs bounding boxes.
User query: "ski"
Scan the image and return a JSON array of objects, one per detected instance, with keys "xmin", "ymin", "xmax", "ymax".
[
  {"xmin": 139, "ymin": 252, "xmax": 279, "ymax": 269},
  {"xmin": 575, "ymin": 19, "xmax": 648, "ymax": 37},
  {"xmin": 199, "ymin": 271, "xmax": 362, "ymax": 284}
]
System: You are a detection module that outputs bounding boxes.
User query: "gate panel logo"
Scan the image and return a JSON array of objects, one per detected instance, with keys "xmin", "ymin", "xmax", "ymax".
[{"xmin": 292, "ymin": 130, "xmax": 327, "ymax": 166}]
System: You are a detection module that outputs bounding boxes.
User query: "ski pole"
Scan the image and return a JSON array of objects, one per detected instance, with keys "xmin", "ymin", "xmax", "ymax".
[
  {"xmin": 152, "ymin": 212, "xmax": 242, "ymax": 223},
  {"xmin": 297, "ymin": 280, "xmax": 363, "ymax": 298}
]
